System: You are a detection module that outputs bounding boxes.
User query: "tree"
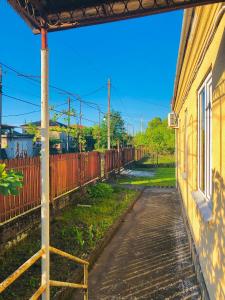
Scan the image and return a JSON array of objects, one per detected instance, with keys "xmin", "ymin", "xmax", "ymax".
[
  {"xmin": 25, "ymin": 123, "xmax": 40, "ymax": 141},
  {"xmin": 133, "ymin": 132, "xmax": 147, "ymax": 148},
  {"xmin": 145, "ymin": 117, "xmax": 175, "ymax": 162},
  {"xmin": 133, "ymin": 117, "xmax": 175, "ymax": 163},
  {"xmin": 97, "ymin": 111, "xmax": 127, "ymax": 149}
]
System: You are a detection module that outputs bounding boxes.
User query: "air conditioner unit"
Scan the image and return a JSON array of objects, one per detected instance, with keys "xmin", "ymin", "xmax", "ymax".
[{"xmin": 168, "ymin": 112, "xmax": 178, "ymax": 128}]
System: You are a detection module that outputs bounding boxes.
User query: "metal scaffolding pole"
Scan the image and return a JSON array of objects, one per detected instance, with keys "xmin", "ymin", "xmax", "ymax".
[{"xmin": 40, "ymin": 27, "xmax": 50, "ymax": 300}]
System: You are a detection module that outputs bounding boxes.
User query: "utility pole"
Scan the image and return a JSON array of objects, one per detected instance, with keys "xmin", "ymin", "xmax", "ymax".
[
  {"xmin": 141, "ymin": 117, "xmax": 143, "ymax": 133},
  {"xmin": 79, "ymin": 100, "xmax": 82, "ymax": 152},
  {"xmin": 127, "ymin": 123, "xmax": 129, "ymax": 147},
  {"xmin": 107, "ymin": 78, "xmax": 111, "ymax": 150},
  {"xmin": 67, "ymin": 97, "xmax": 71, "ymax": 152},
  {"xmin": 98, "ymin": 109, "xmax": 101, "ymax": 149},
  {"xmin": 0, "ymin": 65, "xmax": 2, "ymax": 158}
]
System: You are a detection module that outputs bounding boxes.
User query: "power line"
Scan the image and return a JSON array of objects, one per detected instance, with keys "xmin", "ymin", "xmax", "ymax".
[
  {"xmin": 1, "ymin": 61, "xmax": 106, "ymax": 111},
  {"xmin": 3, "ymin": 109, "xmax": 40, "ymax": 117},
  {"xmin": 2, "ymin": 92, "xmax": 98, "ymax": 125}
]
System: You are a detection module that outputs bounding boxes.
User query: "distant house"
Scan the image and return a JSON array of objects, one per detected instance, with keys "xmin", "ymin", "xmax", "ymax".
[
  {"xmin": 0, "ymin": 124, "xmax": 34, "ymax": 159},
  {"xmin": 21, "ymin": 120, "xmax": 74, "ymax": 153}
]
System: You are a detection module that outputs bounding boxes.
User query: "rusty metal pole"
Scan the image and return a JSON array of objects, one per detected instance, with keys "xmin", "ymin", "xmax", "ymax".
[
  {"xmin": 107, "ymin": 78, "xmax": 111, "ymax": 150},
  {"xmin": 41, "ymin": 27, "xmax": 50, "ymax": 300}
]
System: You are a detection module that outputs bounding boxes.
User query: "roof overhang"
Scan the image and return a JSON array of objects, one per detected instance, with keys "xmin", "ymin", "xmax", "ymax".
[
  {"xmin": 171, "ymin": 7, "xmax": 194, "ymax": 110},
  {"xmin": 8, "ymin": 0, "xmax": 225, "ymax": 34}
]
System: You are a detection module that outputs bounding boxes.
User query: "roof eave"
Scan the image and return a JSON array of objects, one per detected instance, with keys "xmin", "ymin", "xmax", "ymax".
[{"xmin": 172, "ymin": 8, "xmax": 194, "ymax": 111}]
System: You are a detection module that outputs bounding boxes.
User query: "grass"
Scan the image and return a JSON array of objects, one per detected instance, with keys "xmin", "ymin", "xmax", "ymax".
[
  {"xmin": 118, "ymin": 167, "xmax": 175, "ymax": 187},
  {"xmin": 137, "ymin": 154, "xmax": 175, "ymax": 167},
  {"xmin": 117, "ymin": 155, "xmax": 176, "ymax": 187},
  {"xmin": 0, "ymin": 185, "xmax": 138, "ymax": 300}
]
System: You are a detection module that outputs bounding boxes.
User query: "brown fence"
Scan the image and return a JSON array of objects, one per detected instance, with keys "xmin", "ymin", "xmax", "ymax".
[
  {"xmin": 135, "ymin": 147, "xmax": 148, "ymax": 161},
  {"xmin": 104, "ymin": 147, "xmax": 147, "ymax": 175},
  {"xmin": 0, "ymin": 148, "xmax": 146, "ymax": 223},
  {"xmin": 0, "ymin": 152, "xmax": 101, "ymax": 223}
]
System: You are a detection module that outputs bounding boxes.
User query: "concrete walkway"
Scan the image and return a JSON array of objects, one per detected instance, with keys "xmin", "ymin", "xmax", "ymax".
[{"xmin": 77, "ymin": 188, "xmax": 201, "ymax": 299}]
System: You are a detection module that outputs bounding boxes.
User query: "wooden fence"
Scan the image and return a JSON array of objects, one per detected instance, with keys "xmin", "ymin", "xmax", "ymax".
[{"xmin": 0, "ymin": 148, "xmax": 146, "ymax": 223}]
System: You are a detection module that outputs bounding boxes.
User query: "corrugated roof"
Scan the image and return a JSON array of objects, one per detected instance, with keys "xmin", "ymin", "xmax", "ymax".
[{"xmin": 8, "ymin": 0, "xmax": 223, "ymax": 33}]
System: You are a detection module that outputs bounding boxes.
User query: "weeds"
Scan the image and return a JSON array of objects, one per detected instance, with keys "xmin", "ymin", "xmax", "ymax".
[{"xmin": 87, "ymin": 183, "xmax": 113, "ymax": 199}]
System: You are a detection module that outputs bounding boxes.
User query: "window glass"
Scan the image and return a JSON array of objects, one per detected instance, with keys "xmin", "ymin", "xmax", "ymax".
[{"xmin": 198, "ymin": 74, "xmax": 212, "ymax": 202}]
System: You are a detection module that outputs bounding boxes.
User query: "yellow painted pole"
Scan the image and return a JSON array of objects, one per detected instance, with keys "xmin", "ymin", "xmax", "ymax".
[{"xmin": 84, "ymin": 264, "xmax": 88, "ymax": 300}]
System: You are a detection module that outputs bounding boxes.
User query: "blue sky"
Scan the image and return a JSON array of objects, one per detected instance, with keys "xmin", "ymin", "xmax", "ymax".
[{"xmin": 0, "ymin": 1, "xmax": 183, "ymax": 133}]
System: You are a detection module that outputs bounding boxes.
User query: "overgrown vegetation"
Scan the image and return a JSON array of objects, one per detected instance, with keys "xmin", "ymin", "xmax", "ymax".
[
  {"xmin": 87, "ymin": 182, "xmax": 114, "ymax": 199},
  {"xmin": 0, "ymin": 184, "xmax": 138, "ymax": 299}
]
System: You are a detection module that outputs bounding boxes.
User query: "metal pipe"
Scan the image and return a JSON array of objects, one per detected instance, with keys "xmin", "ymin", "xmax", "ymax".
[{"xmin": 41, "ymin": 27, "xmax": 50, "ymax": 300}]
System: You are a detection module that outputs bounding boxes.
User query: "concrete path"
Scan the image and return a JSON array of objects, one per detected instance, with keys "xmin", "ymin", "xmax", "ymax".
[{"xmin": 76, "ymin": 188, "xmax": 201, "ymax": 300}]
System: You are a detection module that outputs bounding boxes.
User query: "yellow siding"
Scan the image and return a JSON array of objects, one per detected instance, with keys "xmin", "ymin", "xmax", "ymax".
[{"xmin": 174, "ymin": 4, "xmax": 225, "ymax": 299}]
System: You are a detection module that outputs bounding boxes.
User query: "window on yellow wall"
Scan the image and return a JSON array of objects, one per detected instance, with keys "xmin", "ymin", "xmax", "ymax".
[{"xmin": 198, "ymin": 73, "xmax": 212, "ymax": 202}]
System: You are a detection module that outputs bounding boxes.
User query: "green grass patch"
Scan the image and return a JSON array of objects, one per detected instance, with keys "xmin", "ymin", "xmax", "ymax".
[
  {"xmin": 0, "ymin": 184, "xmax": 138, "ymax": 299},
  {"xmin": 136, "ymin": 154, "xmax": 175, "ymax": 168},
  {"xmin": 118, "ymin": 167, "xmax": 175, "ymax": 187}
]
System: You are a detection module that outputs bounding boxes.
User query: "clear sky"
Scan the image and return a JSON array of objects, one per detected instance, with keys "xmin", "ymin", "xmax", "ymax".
[{"xmin": 0, "ymin": 1, "xmax": 183, "ymax": 133}]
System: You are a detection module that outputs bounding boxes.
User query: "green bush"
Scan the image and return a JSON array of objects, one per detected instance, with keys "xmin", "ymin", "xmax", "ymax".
[
  {"xmin": 0, "ymin": 164, "xmax": 23, "ymax": 196},
  {"xmin": 87, "ymin": 183, "xmax": 113, "ymax": 199}
]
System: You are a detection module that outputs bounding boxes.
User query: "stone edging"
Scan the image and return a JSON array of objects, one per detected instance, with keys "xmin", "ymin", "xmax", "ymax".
[{"xmin": 53, "ymin": 187, "xmax": 145, "ymax": 300}]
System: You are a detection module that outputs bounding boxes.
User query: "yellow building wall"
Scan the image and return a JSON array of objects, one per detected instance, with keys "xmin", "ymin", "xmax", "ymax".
[{"xmin": 174, "ymin": 4, "xmax": 225, "ymax": 299}]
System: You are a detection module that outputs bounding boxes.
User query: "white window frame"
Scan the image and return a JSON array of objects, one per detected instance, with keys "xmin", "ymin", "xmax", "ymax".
[{"xmin": 197, "ymin": 73, "xmax": 212, "ymax": 203}]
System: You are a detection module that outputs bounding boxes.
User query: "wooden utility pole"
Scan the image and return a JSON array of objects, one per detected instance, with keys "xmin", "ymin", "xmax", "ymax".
[
  {"xmin": 0, "ymin": 65, "xmax": 2, "ymax": 158},
  {"xmin": 98, "ymin": 109, "xmax": 101, "ymax": 149},
  {"xmin": 79, "ymin": 100, "xmax": 82, "ymax": 152},
  {"xmin": 141, "ymin": 117, "xmax": 143, "ymax": 133},
  {"xmin": 107, "ymin": 78, "xmax": 111, "ymax": 150},
  {"xmin": 67, "ymin": 97, "xmax": 71, "ymax": 152}
]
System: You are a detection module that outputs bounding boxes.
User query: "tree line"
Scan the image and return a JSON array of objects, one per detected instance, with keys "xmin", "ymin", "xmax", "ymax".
[
  {"xmin": 134, "ymin": 117, "xmax": 175, "ymax": 163},
  {"xmin": 25, "ymin": 110, "xmax": 132, "ymax": 153}
]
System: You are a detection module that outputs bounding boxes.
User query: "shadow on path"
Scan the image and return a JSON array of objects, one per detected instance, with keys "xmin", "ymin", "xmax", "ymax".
[{"xmin": 74, "ymin": 188, "xmax": 201, "ymax": 300}]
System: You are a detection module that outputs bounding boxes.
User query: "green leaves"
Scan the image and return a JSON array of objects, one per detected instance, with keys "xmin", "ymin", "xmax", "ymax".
[
  {"xmin": 134, "ymin": 117, "xmax": 175, "ymax": 155},
  {"xmin": 87, "ymin": 183, "xmax": 114, "ymax": 199},
  {"xmin": 0, "ymin": 164, "xmax": 23, "ymax": 196},
  {"xmin": 97, "ymin": 110, "xmax": 127, "ymax": 149}
]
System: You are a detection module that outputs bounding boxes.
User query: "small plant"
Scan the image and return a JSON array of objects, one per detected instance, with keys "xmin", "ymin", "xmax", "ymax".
[
  {"xmin": 87, "ymin": 183, "xmax": 113, "ymax": 199},
  {"xmin": 87, "ymin": 224, "xmax": 95, "ymax": 248},
  {"xmin": 0, "ymin": 164, "xmax": 23, "ymax": 196},
  {"xmin": 73, "ymin": 227, "xmax": 85, "ymax": 248}
]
